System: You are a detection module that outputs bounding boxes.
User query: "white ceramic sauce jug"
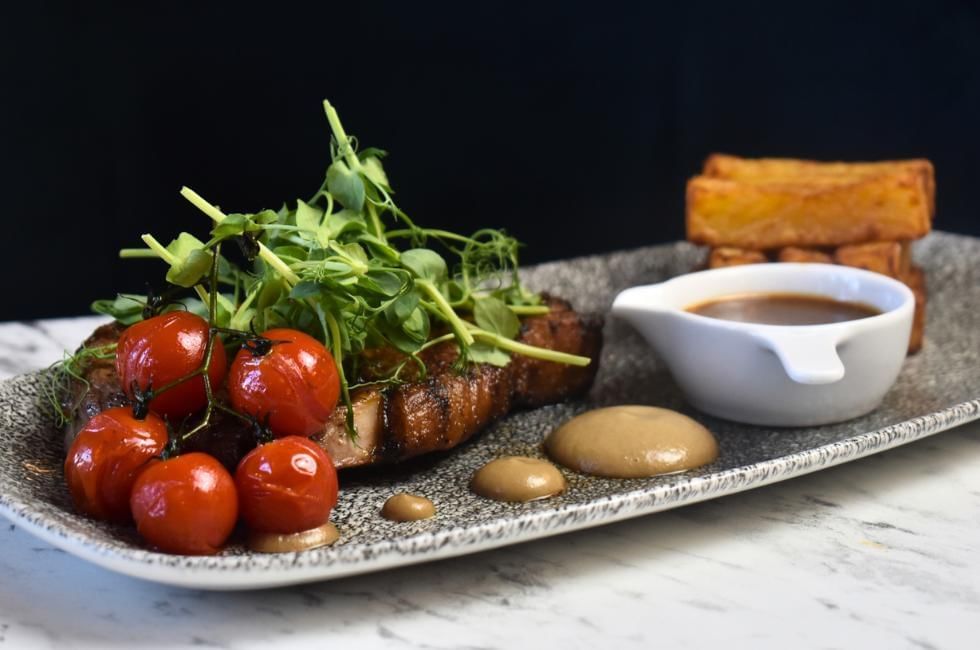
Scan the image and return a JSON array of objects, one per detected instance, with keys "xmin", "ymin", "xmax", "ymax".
[{"xmin": 612, "ymin": 263, "xmax": 915, "ymax": 426}]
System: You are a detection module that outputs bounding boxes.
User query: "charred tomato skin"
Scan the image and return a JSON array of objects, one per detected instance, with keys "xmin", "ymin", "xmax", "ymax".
[
  {"xmin": 235, "ymin": 436, "xmax": 339, "ymax": 534},
  {"xmin": 64, "ymin": 407, "xmax": 169, "ymax": 522},
  {"xmin": 115, "ymin": 311, "xmax": 227, "ymax": 420},
  {"xmin": 228, "ymin": 328, "xmax": 340, "ymax": 438},
  {"xmin": 129, "ymin": 452, "xmax": 238, "ymax": 555}
]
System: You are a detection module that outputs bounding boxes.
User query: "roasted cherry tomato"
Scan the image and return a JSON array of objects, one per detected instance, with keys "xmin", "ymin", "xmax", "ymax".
[
  {"xmin": 235, "ymin": 436, "xmax": 339, "ymax": 534},
  {"xmin": 115, "ymin": 311, "xmax": 227, "ymax": 420},
  {"xmin": 129, "ymin": 452, "xmax": 238, "ymax": 555},
  {"xmin": 63, "ymin": 407, "xmax": 168, "ymax": 522},
  {"xmin": 228, "ymin": 328, "xmax": 340, "ymax": 437}
]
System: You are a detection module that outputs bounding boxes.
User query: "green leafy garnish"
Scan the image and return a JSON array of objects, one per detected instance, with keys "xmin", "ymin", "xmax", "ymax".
[
  {"xmin": 41, "ymin": 344, "xmax": 118, "ymax": 428},
  {"xmin": 109, "ymin": 100, "xmax": 591, "ymax": 435},
  {"xmin": 91, "ymin": 294, "xmax": 145, "ymax": 325}
]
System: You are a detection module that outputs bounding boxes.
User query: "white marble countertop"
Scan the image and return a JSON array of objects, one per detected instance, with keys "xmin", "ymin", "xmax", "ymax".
[{"xmin": 0, "ymin": 317, "xmax": 977, "ymax": 649}]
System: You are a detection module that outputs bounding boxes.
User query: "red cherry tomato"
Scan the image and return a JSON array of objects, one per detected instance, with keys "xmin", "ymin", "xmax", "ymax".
[
  {"xmin": 116, "ymin": 311, "xmax": 227, "ymax": 420},
  {"xmin": 64, "ymin": 407, "xmax": 168, "ymax": 522},
  {"xmin": 228, "ymin": 328, "xmax": 340, "ymax": 437},
  {"xmin": 129, "ymin": 452, "xmax": 238, "ymax": 555},
  {"xmin": 235, "ymin": 436, "xmax": 339, "ymax": 534}
]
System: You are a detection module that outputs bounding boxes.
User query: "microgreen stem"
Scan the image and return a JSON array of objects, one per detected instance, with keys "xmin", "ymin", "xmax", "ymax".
[
  {"xmin": 366, "ymin": 203, "xmax": 384, "ymax": 242},
  {"xmin": 180, "ymin": 186, "xmax": 301, "ymax": 286},
  {"xmin": 507, "ymin": 305, "xmax": 550, "ymax": 316},
  {"xmin": 262, "ymin": 224, "xmax": 305, "ymax": 232},
  {"xmin": 467, "ymin": 324, "xmax": 591, "ymax": 367},
  {"xmin": 119, "ymin": 248, "xmax": 159, "ymax": 259},
  {"xmin": 417, "ymin": 332, "xmax": 456, "ymax": 351},
  {"xmin": 417, "ymin": 280, "xmax": 475, "ymax": 346},
  {"xmin": 230, "ymin": 283, "xmax": 260, "ymax": 331},
  {"xmin": 141, "ymin": 234, "xmax": 211, "ymax": 305},
  {"xmin": 208, "ymin": 244, "xmax": 220, "ymax": 320},
  {"xmin": 323, "ymin": 100, "xmax": 360, "ymax": 171},
  {"xmin": 178, "ymin": 187, "xmax": 226, "ymax": 223},
  {"xmin": 141, "ymin": 234, "xmax": 176, "ymax": 263},
  {"xmin": 261, "ymin": 248, "xmax": 301, "ymax": 285},
  {"xmin": 212, "ymin": 293, "xmax": 236, "ymax": 317},
  {"xmin": 385, "ymin": 228, "xmax": 474, "ymax": 243},
  {"xmin": 323, "ymin": 308, "xmax": 356, "ymax": 437}
]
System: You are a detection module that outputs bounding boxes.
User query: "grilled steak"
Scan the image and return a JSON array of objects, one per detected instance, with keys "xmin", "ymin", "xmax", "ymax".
[{"xmin": 64, "ymin": 297, "xmax": 602, "ymax": 469}]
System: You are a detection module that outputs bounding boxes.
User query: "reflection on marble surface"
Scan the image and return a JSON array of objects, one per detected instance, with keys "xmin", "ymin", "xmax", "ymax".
[{"xmin": 0, "ymin": 318, "xmax": 977, "ymax": 649}]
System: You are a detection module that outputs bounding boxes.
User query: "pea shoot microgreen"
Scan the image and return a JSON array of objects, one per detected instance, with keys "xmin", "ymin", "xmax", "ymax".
[{"xmin": 99, "ymin": 100, "xmax": 591, "ymax": 436}]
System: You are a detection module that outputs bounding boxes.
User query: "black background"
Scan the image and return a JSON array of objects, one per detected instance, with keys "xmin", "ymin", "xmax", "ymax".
[{"xmin": 3, "ymin": 1, "xmax": 978, "ymax": 320}]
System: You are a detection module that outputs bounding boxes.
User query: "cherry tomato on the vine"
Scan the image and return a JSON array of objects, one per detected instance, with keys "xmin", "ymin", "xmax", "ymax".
[
  {"xmin": 228, "ymin": 328, "xmax": 340, "ymax": 438},
  {"xmin": 129, "ymin": 452, "xmax": 238, "ymax": 555},
  {"xmin": 64, "ymin": 407, "xmax": 169, "ymax": 522},
  {"xmin": 115, "ymin": 311, "xmax": 227, "ymax": 420},
  {"xmin": 235, "ymin": 436, "xmax": 339, "ymax": 534}
]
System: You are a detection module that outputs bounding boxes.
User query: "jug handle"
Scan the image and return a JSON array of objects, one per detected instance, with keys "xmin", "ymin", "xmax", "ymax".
[{"xmin": 752, "ymin": 329, "xmax": 848, "ymax": 385}]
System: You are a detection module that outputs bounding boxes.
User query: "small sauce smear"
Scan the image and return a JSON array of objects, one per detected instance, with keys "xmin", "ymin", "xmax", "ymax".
[
  {"xmin": 546, "ymin": 406, "xmax": 718, "ymax": 478},
  {"xmin": 381, "ymin": 493, "xmax": 436, "ymax": 521},
  {"xmin": 470, "ymin": 456, "xmax": 567, "ymax": 502},
  {"xmin": 247, "ymin": 522, "xmax": 339, "ymax": 553},
  {"xmin": 687, "ymin": 292, "xmax": 880, "ymax": 325}
]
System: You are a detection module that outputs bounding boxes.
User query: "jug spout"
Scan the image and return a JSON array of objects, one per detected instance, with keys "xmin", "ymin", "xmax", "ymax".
[{"xmin": 611, "ymin": 284, "xmax": 669, "ymax": 326}]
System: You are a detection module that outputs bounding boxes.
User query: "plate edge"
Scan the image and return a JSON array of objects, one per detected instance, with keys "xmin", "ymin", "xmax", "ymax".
[{"xmin": 2, "ymin": 398, "xmax": 977, "ymax": 590}]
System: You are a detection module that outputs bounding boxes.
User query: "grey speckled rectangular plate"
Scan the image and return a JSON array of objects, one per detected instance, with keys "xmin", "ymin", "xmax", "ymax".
[{"xmin": 1, "ymin": 232, "xmax": 978, "ymax": 590}]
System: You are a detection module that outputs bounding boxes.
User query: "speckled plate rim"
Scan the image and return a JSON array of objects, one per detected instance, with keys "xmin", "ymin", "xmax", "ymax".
[{"xmin": 2, "ymin": 395, "xmax": 977, "ymax": 590}]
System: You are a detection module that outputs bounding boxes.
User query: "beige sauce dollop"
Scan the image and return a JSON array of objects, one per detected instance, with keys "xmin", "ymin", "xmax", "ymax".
[
  {"xmin": 381, "ymin": 493, "xmax": 436, "ymax": 521},
  {"xmin": 247, "ymin": 522, "xmax": 340, "ymax": 553},
  {"xmin": 470, "ymin": 456, "xmax": 567, "ymax": 502},
  {"xmin": 546, "ymin": 406, "xmax": 718, "ymax": 478}
]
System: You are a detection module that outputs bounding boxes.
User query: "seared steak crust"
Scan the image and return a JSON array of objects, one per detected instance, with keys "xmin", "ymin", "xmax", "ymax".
[
  {"xmin": 65, "ymin": 298, "xmax": 603, "ymax": 469},
  {"xmin": 63, "ymin": 321, "xmax": 128, "ymax": 452},
  {"xmin": 511, "ymin": 298, "xmax": 603, "ymax": 407},
  {"xmin": 382, "ymin": 362, "xmax": 514, "ymax": 460}
]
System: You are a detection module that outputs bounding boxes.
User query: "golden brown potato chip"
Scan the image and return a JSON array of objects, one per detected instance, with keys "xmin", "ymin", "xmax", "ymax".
[
  {"xmin": 900, "ymin": 265, "xmax": 926, "ymax": 354},
  {"xmin": 776, "ymin": 247, "xmax": 833, "ymax": 264},
  {"xmin": 686, "ymin": 172, "xmax": 931, "ymax": 249},
  {"xmin": 899, "ymin": 241, "xmax": 912, "ymax": 277},
  {"xmin": 833, "ymin": 242, "xmax": 904, "ymax": 278},
  {"xmin": 707, "ymin": 247, "xmax": 768, "ymax": 268},
  {"xmin": 702, "ymin": 154, "xmax": 935, "ymax": 217}
]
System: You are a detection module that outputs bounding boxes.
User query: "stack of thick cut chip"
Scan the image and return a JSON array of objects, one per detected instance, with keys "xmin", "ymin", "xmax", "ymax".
[{"xmin": 686, "ymin": 154, "xmax": 933, "ymax": 353}]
